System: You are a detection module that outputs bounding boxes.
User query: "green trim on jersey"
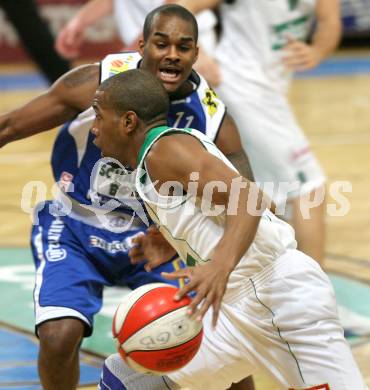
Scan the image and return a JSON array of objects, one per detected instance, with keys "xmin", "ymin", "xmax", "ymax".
[
  {"xmin": 137, "ymin": 126, "xmax": 193, "ymax": 184},
  {"xmin": 288, "ymin": 0, "xmax": 299, "ymax": 11},
  {"xmin": 137, "ymin": 126, "xmax": 168, "ymax": 165},
  {"xmin": 136, "ymin": 125, "xmax": 214, "ymax": 267},
  {"xmin": 271, "ymin": 14, "xmax": 310, "ymax": 50},
  {"xmin": 137, "ymin": 126, "xmax": 192, "ymax": 166},
  {"xmin": 273, "ymin": 14, "xmax": 309, "ymax": 34}
]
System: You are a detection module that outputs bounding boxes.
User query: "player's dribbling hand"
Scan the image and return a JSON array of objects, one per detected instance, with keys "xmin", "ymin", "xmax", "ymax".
[
  {"xmin": 129, "ymin": 226, "xmax": 177, "ymax": 271},
  {"xmin": 282, "ymin": 36, "xmax": 323, "ymax": 71},
  {"xmin": 162, "ymin": 261, "xmax": 231, "ymax": 327}
]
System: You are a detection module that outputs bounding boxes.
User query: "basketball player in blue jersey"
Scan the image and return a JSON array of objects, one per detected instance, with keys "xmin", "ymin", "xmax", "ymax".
[{"xmin": 0, "ymin": 5, "xmax": 254, "ymax": 390}]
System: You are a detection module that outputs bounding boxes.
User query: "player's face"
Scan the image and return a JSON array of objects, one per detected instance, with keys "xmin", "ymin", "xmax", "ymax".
[
  {"xmin": 91, "ymin": 91, "xmax": 125, "ymax": 161},
  {"xmin": 139, "ymin": 14, "xmax": 198, "ymax": 94}
]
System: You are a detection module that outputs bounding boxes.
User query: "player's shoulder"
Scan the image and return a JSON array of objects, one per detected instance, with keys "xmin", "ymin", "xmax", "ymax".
[
  {"xmin": 100, "ymin": 51, "xmax": 142, "ymax": 83},
  {"xmin": 146, "ymin": 133, "xmax": 200, "ymax": 181},
  {"xmin": 152, "ymin": 130, "xmax": 204, "ymax": 159}
]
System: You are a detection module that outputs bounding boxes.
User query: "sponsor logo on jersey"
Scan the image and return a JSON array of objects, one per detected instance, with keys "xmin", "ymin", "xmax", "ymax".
[
  {"xmin": 202, "ymin": 88, "xmax": 219, "ymax": 117},
  {"xmin": 46, "ymin": 218, "xmax": 66, "ymax": 262},
  {"xmin": 93, "ymin": 161, "xmax": 135, "ymax": 198},
  {"xmin": 89, "ymin": 235, "xmax": 131, "ymax": 254},
  {"xmin": 109, "ymin": 55, "xmax": 135, "ymax": 77},
  {"xmin": 89, "ymin": 157, "xmax": 149, "ymax": 233}
]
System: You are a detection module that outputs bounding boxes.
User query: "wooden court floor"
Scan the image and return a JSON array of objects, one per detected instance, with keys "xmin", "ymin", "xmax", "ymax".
[{"xmin": 0, "ymin": 61, "xmax": 369, "ymax": 388}]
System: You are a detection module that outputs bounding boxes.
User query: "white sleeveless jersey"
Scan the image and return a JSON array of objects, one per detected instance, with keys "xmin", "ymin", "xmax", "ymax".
[
  {"xmin": 215, "ymin": 0, "xmax": 317, "ymax": 93},
  {"xmin": 136, "ymin": 126, "xmax": 297, "ymax": 292}
]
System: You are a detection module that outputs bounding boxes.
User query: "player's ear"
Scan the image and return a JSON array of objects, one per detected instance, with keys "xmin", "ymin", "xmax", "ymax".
[
  {"xmin": 122, "ymin": 111, "xmax": 138, "ymax": 135},
  {"xmin": 138, "ymin": 39, "xmax": 145, "ymax": 56}
]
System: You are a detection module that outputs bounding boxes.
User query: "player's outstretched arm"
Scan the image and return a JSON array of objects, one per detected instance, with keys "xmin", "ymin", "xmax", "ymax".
[
  {"xmin": 146, "ymin": 133, "xmax": 269, "ymax": 326},
  {"xmin": 0, "ymin": 64, "xmax": 100, "ymax": 148},
  {"xmin": 215, "ymin": 113, "xmax": 255, "ymax": 182},
  {"xmin": 55, "ymin": 0, "xmax": 113, "ymax": 59}
]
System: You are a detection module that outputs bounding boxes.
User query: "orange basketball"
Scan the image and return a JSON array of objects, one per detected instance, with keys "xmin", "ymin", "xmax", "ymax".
[{"xmin": 112, "ymin": 283, "xmax": 203, "ymax": 374}]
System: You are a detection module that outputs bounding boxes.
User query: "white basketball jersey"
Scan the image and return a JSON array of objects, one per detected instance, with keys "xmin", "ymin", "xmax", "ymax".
[
  {"xmin": 136, "ymin": 126, "xmax": 297, "ymax": 294},
  {"xmin": 113, "ymin": 0, "xmax": 163, "ymax": 46},
  {"xmin": 215, "ymin": 0, "xmax": 317, "ymax": 93}
]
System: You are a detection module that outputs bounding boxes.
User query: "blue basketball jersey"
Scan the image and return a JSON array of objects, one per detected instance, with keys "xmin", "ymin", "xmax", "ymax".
[{"xmin": 52, "ymin": 52, "xmax": 226, "ymax": 208}]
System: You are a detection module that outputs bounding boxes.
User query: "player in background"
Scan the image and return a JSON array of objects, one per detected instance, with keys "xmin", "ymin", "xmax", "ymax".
[
  {"xmin": 177, "ymin": 0, "xmax": 342, "ymax": 264},
  {"xmin": 92, "ymin": 68, "xmax": 366, "ymax": 390},
  {"xmin": 55, "ymin": 0, "xmax": 218, "ymax": 61},
  {"xmin": 0, "ymin": 5, "xmax": 253, "ymax": 390}
]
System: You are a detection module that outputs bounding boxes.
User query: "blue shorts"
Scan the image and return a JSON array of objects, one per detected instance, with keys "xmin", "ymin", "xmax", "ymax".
[{"xmin": 31, "ymin": 201, "xmax": 185, "ymax": 336}]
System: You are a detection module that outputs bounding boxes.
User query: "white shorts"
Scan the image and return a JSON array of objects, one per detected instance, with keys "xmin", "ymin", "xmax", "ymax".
[
  {"xmin": 216, "ymin": 79, "xmax": 326, "ymax": 205},
  {"xmin": 169, "ymin": 250, "xmax": 366, "ymax": 390}
]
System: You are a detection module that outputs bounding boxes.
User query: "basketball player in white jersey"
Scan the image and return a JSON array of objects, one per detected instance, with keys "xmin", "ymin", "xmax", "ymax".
[
  {"xmin": 92, "ymin": 68, "xmax": 366, "ymax": 390},
  {"xmin": 177, "ymin": 0, "xmax": 342, "ymax": 265},
  {"xmin": 56, "ymin": 0, "xmax": 218, "ymax": 59}
]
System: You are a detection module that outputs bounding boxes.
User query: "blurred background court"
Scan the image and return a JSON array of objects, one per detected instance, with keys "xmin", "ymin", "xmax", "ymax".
[{"xmin": 1, "ymin": 0, "xmax": 370, "ymax": 388}]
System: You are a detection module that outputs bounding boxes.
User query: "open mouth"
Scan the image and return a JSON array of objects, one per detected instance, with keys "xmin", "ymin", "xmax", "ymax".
[{"xmin": 159, "ymin": 67, "xmax": 182, "ymax": 83}]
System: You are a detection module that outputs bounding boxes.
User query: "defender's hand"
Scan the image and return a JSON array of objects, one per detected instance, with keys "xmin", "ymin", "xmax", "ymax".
[{"xmin": 129, "ymin": 226, "xmax": 177, "ymax": 271}]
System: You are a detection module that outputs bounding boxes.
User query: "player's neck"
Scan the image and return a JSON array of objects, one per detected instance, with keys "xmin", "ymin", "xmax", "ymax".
[
  {"xmin": 169, "ymin": 80, "xmax": 194, "ymax": 100},
  {"xmin": 127, "ymin": 123, "xmax": 162, "ymax": 168}
]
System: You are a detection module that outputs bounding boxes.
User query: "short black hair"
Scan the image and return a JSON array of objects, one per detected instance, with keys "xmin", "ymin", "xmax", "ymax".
[
  {"xmin": 98, "ymin": 69, "xmax": 169, "ymax": 124},
  {"xmin": 143, "ymin": 4, "xmax": 198, "ymax": 43}
]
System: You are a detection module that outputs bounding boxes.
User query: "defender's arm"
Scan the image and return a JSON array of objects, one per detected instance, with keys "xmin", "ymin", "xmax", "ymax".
[{"xmin": 0, "ymin": 64, "xmax": 100, "ymax": 147}]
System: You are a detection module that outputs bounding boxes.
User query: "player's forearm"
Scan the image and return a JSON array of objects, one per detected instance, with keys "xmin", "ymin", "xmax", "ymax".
[
  {"xmin": 311, "ymin": 22, "xmax": 341, "ymax": 61},
  {"xmin": 312, "ymin": 0, "xmax": 342, "ymax": 61},
  {"xmin": 214, "ymin": 181, "xmax": 266, "ymax": 271},
  {"xmin": 175, "ymin": 0, "xmax": 221, "ymax": 14},
  {"xmin": 0, "ymin": 114, "xmax": 48, "ymax": 147},
  {"xmin": 0, "ymin": 95, "xmax": 77, "ymax": 147},
  {"xmin": 73, "ymin": 0, "xmax": 113, "ymax": 30},
  {"xmin": 225, "ymin": 150, "xmax": 255, "ymax": 182}
]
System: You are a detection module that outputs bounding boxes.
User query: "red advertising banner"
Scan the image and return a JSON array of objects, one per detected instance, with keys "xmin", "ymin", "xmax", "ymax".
[{"xmin": 0, "ymin": 0, "xmax": 123, "ymax": 63}]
